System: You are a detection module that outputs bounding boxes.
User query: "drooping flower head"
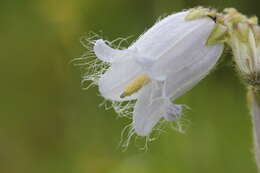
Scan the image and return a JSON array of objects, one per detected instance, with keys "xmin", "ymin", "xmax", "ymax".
[
  {"xmin": 81, "ymin": 8, "xmax": 224, "ymax": 137},
  {"xmin": 216, "ymin": 8, "xmax": 260, "ymax": 88}
]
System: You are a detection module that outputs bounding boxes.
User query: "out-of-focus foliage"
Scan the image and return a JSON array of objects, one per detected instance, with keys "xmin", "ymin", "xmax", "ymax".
[{"xmin": 0, "ymin": 0, "xmax": 259, "ymax": 173}]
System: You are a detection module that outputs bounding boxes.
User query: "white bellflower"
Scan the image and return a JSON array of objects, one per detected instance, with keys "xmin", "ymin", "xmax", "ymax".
[{"xmin": 86, "ymin": 10, "xmax": 224, "ymax": 136}]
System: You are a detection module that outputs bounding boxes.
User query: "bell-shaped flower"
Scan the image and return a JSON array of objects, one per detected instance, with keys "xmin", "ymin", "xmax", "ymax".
[{"xmin": 88, "ymin": 10, "xmax": 224, "ymax": 136}]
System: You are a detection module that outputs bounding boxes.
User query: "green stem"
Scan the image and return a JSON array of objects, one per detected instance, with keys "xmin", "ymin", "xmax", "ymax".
[{"xmin": 248, "ymin": 87, "xmax": 260, "ymax": 172}]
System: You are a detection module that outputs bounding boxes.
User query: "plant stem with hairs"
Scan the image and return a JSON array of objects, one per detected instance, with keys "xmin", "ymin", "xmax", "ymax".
[{"xmin": 248, "ymin": 88, "xmax": 260, "ymax": 171}]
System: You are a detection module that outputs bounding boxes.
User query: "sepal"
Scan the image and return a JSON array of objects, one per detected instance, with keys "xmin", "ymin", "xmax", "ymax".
[
  {"xmin": 207, "ymin": 23, "xmax": 229, "ymax": 45},
  {"xmin": 185, "ymin": 7, "xmax": 215, "ymax": 20}
]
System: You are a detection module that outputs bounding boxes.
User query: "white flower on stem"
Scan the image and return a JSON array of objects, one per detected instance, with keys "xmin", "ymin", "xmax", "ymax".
[{"xmin": 86, "ymin": 10, "xmax": 224, "ymax": 136}]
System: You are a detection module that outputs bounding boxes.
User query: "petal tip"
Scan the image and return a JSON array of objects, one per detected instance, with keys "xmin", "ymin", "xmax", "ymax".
[{"xmin": 93, "ymin": 39, "xmax": 113, "ymax": 62}]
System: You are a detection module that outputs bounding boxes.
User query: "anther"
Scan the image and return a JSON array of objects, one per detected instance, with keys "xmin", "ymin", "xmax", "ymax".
[{"xmin": 120, "ymin": 74, "xmax": 151, "ymax": 98}]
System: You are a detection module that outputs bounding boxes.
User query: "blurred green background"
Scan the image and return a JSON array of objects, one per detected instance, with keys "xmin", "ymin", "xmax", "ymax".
[{"xmin": 0, "ymin": 0, "xmax": 259, "ymax": 172}]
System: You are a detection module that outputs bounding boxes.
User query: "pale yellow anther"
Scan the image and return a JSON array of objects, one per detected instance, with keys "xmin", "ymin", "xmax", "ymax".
[{"xmin": 120, "ymin": 74, "xmax": 151, "ymax": 98}]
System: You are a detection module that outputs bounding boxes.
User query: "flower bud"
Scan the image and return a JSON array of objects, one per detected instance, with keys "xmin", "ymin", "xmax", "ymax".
[{"xmin": 229, "ymin": 22, "xmax": 260, "ymax": 87}]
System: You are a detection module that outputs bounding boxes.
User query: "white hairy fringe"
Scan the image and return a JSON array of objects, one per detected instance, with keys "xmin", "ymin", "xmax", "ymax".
[
  {"xmin": 74, "ymin": 32, "xmax": 137, "ymax": 119},
  {"xmin": 75, "ymin": 32, "xmax": 191, "ymax": 149},
  {"xmin": 118, "ymin": 114, "xmax": 191, "ymax": 151}
]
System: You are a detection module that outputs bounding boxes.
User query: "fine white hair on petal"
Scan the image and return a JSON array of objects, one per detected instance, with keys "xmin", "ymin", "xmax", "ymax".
[
  {"xmin": 73, "ymin": 34, "xmax": 110, "ymax": 88},
  {"xmin": 77, "ymin": 32, "xmax": 134, "ymax": 80},
  {"xmin": 112, "ymin": 100, "xmax": 136, "ymax": 118}
]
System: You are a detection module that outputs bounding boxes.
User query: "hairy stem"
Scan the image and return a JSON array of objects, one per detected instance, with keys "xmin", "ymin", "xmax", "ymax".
[{"xmin": 248, "ymin": 87, "xmax": 260, "ymax": 171}]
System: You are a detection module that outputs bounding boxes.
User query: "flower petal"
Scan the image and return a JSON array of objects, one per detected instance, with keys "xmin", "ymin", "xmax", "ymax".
[
  {"xmin": 133, "ymin": 54, "xmax": 155, "ymax": 70},
  {"xmin": 133, "ymin": 83, "xmax": 164, "ymax": 136},
  {"xmin": 165, "ymin": 43, "xmax": 224, "ymax": 100},
  {"xmin": 130, "ymin": 11, "xmax": 189, "ymax": 57},
  {"xmin": 146, "ymin": 18, "xmax": 221, "ymax": 80},
  {"xmin": 163, "ymin": 101, "xmax": 183, "ymax": 121},
  {"xmin": 98, "ymin": 58, "xmax": 143, "ymax": 101},
  {"xmin": 94, "ymin": 39, "xmax": 124, "ymax": 63}
]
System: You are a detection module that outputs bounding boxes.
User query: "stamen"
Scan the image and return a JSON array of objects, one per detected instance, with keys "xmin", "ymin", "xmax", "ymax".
[{"xmin": 120, "ymin": 74, "xmax": 151, "ymax": 98}]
